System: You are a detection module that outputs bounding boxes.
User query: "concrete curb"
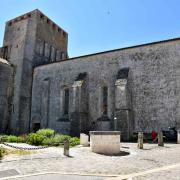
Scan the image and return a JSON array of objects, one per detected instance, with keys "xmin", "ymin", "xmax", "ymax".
[{"xmin": 0, "ymin": 171, "xmax": 118, "ymax": 180}]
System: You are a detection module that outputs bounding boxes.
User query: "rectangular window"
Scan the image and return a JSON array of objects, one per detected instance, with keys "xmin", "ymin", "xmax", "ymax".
[
  {"xmin": 64, "ymin": 89, "xmax": 69, "ymax": 115},
  {"xmin": 42, "ymin": 41, "xmax": 45, "ymax": 56},
  {"xmin": 49, "ymin": 45, "xmax": 52, "ymax": 61},
  {"xmin": 102, "ymin": 86, "xmax": 108, "ymax": 115},
  {"xmin": 54, "ymin": 49, "xmax": 58, "ymax": 61}
]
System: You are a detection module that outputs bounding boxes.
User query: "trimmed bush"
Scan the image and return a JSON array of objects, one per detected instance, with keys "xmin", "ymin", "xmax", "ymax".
[
  {"xmin": 36, "ymin": 129, "xmax": 55, "ymax": 138},
  {"xmin": 27, "ymin": 133, "xmax": 45, "ymax": 145}
]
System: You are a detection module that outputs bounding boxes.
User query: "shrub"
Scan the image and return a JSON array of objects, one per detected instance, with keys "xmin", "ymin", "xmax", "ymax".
[
  {"xmin": 42, "ymin": 135, "xmax": 71, "ymax": 146},
  {"xmin": 36, "ymin": 129, "xmax": 55, "ymax": 138},
  {"xmin": 0, "ymin": 135, "xmax": 8, "ymax": 143},
  {"xmin": 52, "ymin": 135, "xmax": 80, "ymax": 147},
  {"xmin": 6, "ymin": 135, "xmax": 26, "ymax": 143},
  {"xmin": 42, "ymin": 138, "xmax": 54, "ymax": 146},
  {"xmin": 41, "ymin": 135, "xmax": 80, "ymax": 147},
  {"xmin": 27, "ymin": 133, "xmax": 45, "ymax": 145},
  {"xmin": 19, "ymin": 134, "xmax": 28, "ymax": 143},
  {"xmin": 69, "ymin": 137, "xmax": 80, "ymax": 147},
  {"xmin": 0, "ymin": 135, "xmax": 27, "ymax": 143},
  {"xmin": 1, "ymin": 129, "xmax": 80, "ymax": 147},
  {"xmin": 17, "ymin": 136, "xmax": 27, "ymax": 143},
  {"xmin": 0, "ymin": 146, "xmax": 6, "ymax": 159},
  {"xmin": 53, "ymin": 135, "xmax": 71, "ymax": 143},
  {"xmin": 7, "ymin": 135, "xmax": 18, "ymax": 142}
]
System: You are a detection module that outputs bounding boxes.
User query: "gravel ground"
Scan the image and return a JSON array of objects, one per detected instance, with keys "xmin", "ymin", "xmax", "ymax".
[{"xmin": 0, "ymin": 143, "xmax": 180, "ymax": 179}]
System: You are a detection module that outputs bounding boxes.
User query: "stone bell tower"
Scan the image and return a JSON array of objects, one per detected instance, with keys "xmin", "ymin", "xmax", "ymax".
[{"xmin": 2, "ymin": 9, "xmax": 68, "ymax": 134}]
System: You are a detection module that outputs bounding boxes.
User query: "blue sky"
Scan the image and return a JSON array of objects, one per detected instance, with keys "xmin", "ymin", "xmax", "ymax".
[{"xmin": 0, "ymin": 0, "xmax": 180, "ymax": 57}]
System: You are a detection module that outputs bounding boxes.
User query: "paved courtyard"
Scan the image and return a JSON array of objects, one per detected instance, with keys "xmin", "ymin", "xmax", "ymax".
[{"xmin": 0, "ymin": 143, "xmax": 180, "ymax": 179}]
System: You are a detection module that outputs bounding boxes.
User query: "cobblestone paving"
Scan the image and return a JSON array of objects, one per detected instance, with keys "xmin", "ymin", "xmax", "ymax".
[
  {"xmin": 132, "ymin": 166, "xmax": 180, "ymax": 180},
  {"xmin": 0, "ymin": 143, "xmax": 180, "ymax": 179}
]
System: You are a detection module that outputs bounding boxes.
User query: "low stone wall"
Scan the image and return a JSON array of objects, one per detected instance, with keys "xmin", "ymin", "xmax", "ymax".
[{"xmin": 90, "ymin": 131, "xmax": 121, "ymax": 155}]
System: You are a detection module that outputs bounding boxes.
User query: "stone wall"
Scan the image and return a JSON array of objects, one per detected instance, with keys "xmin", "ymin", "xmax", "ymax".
[
  {"xmin": 2, "ymin": 9, "xmax": 68, "ymax": 134},
  {"xmin": 31, "ymin": 39, "xmax": 180, "ymax": 137},
  {"xmin": 33, "ymin": 10, "xmax": 68, "ymax": 66},
  {"xmin": 0, "ymin": 58, "xmax": 13, "ymax": 133},
  {"xmin": 0, "ymin": 48, "xmax": 2, "ymax": 58},
  {"xmin": 3, "ymin": 11, "xmax": 34, "ymax": 134}
]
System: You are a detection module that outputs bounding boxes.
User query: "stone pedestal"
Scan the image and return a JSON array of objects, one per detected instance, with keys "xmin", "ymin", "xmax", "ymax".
[
  {"xmin": 90, "ymin": 131, "xmax": 121, "ymax": 155},
  {"xmin": 177, "ymin": 130, "xmax": 180, "ymax": 144},
  {"xmin": 80, "ymin": 133, "xmax": 89, "ymax": 146}
]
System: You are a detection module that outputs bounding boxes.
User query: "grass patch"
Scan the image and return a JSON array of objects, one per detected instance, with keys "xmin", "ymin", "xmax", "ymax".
[
  {"xmin": 0, "ymin": 146, "xmax": 6, "ymax": 159},
  {"xmin": 5, "ymin": 149, "xmax": 35, "ymax": 156},
  {"xmin": 0, "ymin": 147, "xmax": 35, "ymax": 159}
]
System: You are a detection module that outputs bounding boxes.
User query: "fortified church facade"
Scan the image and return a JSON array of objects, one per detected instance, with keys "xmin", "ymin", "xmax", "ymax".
[{"xmin": 1, "ymin": 9, "xmax": 180, "ymax": 140}]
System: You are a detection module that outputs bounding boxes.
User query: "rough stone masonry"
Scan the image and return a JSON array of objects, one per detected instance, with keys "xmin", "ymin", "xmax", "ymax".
[{"xmin": 0, "ymin": 9, "xmax": 180, "ymax": 140}]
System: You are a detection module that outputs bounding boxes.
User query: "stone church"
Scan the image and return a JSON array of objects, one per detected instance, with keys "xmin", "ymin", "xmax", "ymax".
[{"xmin": 1, "ymin": 9, "xmax": 180, "ymax": 140}]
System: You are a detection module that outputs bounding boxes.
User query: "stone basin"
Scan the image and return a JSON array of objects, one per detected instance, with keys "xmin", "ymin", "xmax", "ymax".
[{"xmin": 89, "ymin": 131, "xmax": 121, "ymax": 155}]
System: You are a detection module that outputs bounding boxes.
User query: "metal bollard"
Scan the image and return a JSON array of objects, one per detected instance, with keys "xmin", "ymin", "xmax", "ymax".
[
  {"xmin": 64, "ymin": 140, "xmax": 69, "ymax": 156},
  {"xmin": 177, "ymin": 130, "xmax": 180, "ymax": 144},
  {"xmin": 137, "ymin": 132, "xmax": 143, "ymax": 149},
  {"xmin": 158, "ymin": 131, "xmax": 164, "ymax": 146}
]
